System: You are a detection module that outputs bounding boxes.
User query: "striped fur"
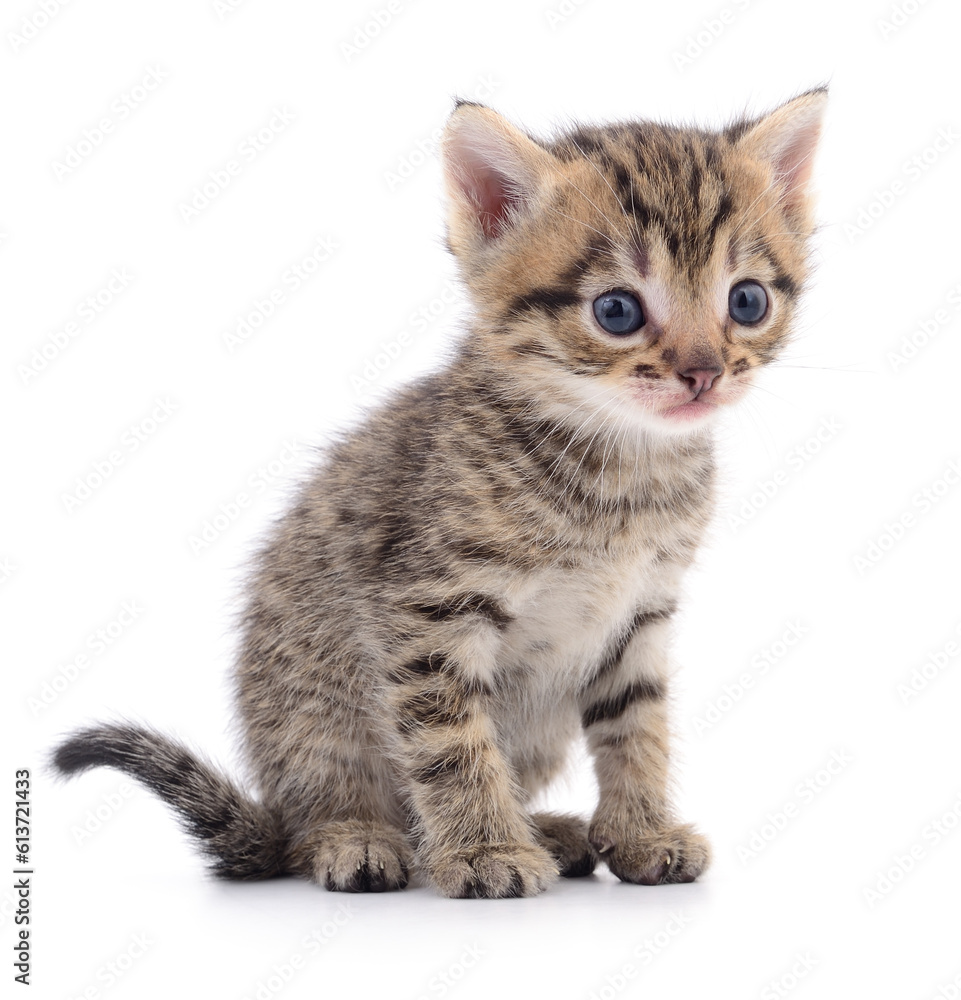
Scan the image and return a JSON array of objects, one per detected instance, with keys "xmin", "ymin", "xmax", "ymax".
[{"xmin": 53, "ymin": 91, "xmax": 826, "ymax": 897}]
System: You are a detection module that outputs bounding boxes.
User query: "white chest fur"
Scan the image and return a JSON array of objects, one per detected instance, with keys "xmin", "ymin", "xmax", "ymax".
[
  {"xmin": 503, "ymin": 548, "xmax": 680, "ymax": 681},
  {"xmin": 489, "ymin": 549, "xmax": 683, "ymax": 781}
]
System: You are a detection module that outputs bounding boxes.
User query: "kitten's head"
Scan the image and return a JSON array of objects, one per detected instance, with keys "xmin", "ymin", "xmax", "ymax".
[{"xmin": 441, "ymin": 91, "xmax": 826, "ymax": 438}]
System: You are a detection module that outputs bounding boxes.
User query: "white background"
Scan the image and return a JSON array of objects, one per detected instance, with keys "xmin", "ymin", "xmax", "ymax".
[{"xmin": 4, "ymin": 0, "xmax": 961, "ymax": 997}]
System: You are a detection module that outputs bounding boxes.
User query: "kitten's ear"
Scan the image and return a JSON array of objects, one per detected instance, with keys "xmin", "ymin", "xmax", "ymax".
[
  {"xmin": 735, "ymin": 88, "xmax": 827, "ymax": 219},
  {"xmin": 442, "ymin": 102, "xmax": 557, "ymax": 246}
]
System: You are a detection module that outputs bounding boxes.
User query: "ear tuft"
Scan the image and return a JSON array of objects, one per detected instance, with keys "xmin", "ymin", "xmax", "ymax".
[
  {"xmin": 736, "ymin": 89, "xmax": 827, "ymax": 218},
  {"xmin": 441, "ymin": 105, "xmax": 555, "ymax": 243}
]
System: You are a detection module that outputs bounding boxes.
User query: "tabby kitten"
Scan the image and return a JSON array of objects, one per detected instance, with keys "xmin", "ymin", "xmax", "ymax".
[{"xmin": 54, "ymin": 90, "xmax": 826, "ymax": 898}]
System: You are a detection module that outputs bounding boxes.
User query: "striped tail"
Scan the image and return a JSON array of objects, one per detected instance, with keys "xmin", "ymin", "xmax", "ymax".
[{"xmin": 52, "ymin": 723, "xmax": 288, "ymax": 880}]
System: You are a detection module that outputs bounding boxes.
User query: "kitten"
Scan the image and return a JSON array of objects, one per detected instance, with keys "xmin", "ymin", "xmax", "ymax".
[{"xmin": 53, "ymin": 90, "xmax": 826, "ymax": 898}]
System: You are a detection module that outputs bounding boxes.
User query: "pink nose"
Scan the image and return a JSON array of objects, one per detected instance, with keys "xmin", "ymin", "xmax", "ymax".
[{"xmin": 680, "ymin": 367, "xmax": 722, "ymax": 396}]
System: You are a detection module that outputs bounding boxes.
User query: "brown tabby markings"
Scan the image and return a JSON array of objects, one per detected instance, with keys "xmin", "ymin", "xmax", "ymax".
[{"xmin": 52, "ymin": 90, "xmax": 825, "ymax": 898}]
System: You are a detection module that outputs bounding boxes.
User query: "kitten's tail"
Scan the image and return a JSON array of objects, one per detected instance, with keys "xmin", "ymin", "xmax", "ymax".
[{"xmin": 52, "ymin": 723, "xmax": 289, "ymax": 880}]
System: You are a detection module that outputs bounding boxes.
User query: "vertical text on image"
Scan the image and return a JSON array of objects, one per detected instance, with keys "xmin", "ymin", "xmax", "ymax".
[{"xmin": 13, "ymin": 769, "xmax": 32, "ymax": 987}]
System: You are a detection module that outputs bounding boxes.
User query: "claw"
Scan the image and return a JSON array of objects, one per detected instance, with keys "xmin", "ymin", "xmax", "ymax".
[{"xmin": 589, "ymin": 835, "xmax": 615, "ymax": 854}]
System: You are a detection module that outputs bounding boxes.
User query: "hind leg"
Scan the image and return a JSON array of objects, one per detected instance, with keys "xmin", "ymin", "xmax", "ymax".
[
  {"xmin": 289, "ymin": 819, "xmax": 414, "ymax": 892},
  {"xmin": 239, "ymin": 645, "xmax": 415, "ymax": 892},
  {"xmin": 266, "ymin": 759, "xmax": 414, "ymax": 892},
  {"xmin": 257, "ymin": 751, "xmax": 414, "ymax": 892},
  {"xmin": 531, "ymin": 812, "xmax": 598, "ymax": 877},
  {"xmin": 272, "ymin": 747, "xmax": 414, "ymax": 892}
]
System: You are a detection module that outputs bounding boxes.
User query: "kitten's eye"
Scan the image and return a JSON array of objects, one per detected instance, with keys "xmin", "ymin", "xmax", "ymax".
[
  {"xmin": 592, "ymin": 290, "xmax": 645, "ymax": 336},
  {"xmin": 728, "ymin": 281, "xmax": 768, "ymax": 325}
]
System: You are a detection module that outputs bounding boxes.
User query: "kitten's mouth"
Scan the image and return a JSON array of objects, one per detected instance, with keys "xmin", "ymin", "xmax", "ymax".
[
  {"xmin": 660, "ymin": 398, "xmax": 717, "ymax": 422},
  {"xmin": 628, "ymin": 376, "xmax": 746, "ymax": 429}
]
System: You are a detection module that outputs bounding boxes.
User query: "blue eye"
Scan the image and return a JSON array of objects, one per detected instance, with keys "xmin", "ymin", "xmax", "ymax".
[
  {"xmin": 592, "ymin": 290, "xmax": 644, "ymax": 335},
  {"xmin": 728, "ymin": 281, "xmax": 768, "ymax": 325}
]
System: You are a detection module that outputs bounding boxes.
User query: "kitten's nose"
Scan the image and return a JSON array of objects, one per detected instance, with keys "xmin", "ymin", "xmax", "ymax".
[{"xmin": 679, "ymin": 367, "xmax": 722, "ymax": 397}]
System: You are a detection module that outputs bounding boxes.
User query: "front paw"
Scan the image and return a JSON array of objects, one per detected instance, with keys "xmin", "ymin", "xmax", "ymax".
[
  {"xmin": 425, "ymin": 842, "xmax": 559, "ymax": 898},
  {"xmin": 588, "ymin": 822, "xmax": 710, "ymax": 885}
]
